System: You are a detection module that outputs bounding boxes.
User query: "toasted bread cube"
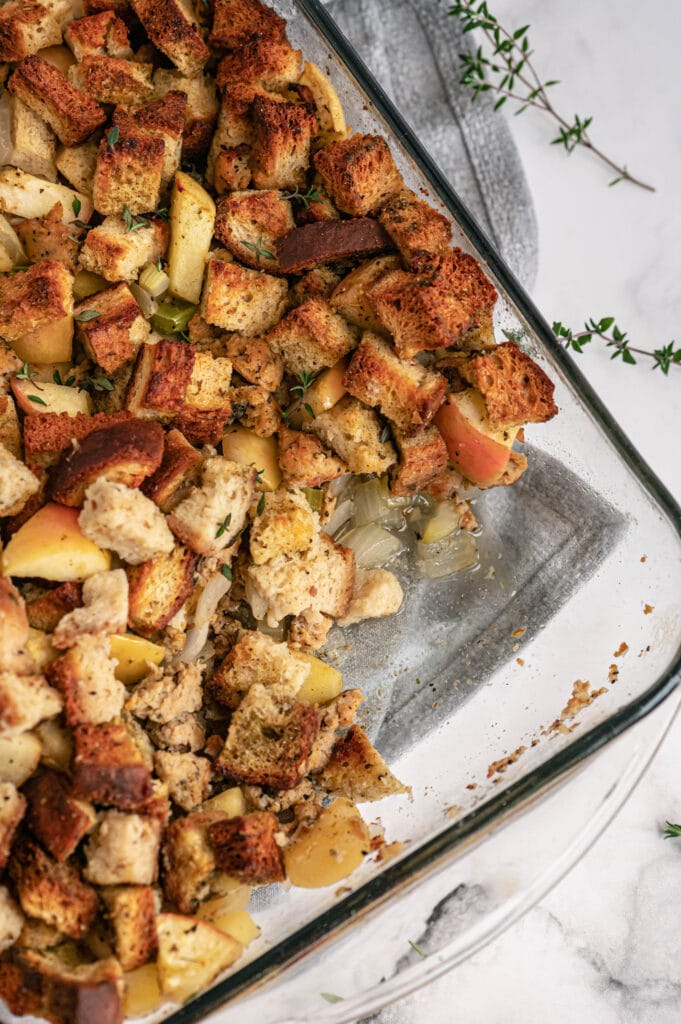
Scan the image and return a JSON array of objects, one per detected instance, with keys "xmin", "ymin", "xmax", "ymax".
[
  {"xmin": 0, "ymin": 258, "xmax": 72, "ymax": 343},
  {"xmin": 209, "ymin": 630, "xmax": 308, "ymax": 710},
  {"xmin": 309, "ymin": 395, "xmax": 396, "ymax": 476},
  {"xmin": 200, "ymin": 254, "xmax": 288, "ymax": 335},
  {"xmin": 249, "ymin": 488, "xmax": 317, "ymax": 565},
  {"xmin": 168, "ymin": 456, "xmax": 256, "ymax": 556},
  {"xmin": 130, "ymin": 0, "xmax": 209, "ymax": 75},
  {"xmin": 0, "ymin": 442, "xmax": 41, "ymax": 517},
  {"xmin": 214, "ymin": 189, "xmax": 294, "ymax": 272},
  {"xmin": 344, "ymin": 332, "xmax": 447, "ymax": 435},
  {"xmin": 367, "ymin": 249, "xmax": 498, "ymax": 360},
  {"xmin": 26, "ymin": 582, "xmax": 81, "ymax": 633},
  {"xmin": 22, "ymin": 410, "xmax": 133, "ymax": 469},
  {"xmin": 0, "ymin": 577, "xmax": 29, "ymax": 674},
  {"xmin": 91, "ymin": 120, "xmax": 165, "ymax": 216},
  {"xmin": 154, "ymin": 751, "xmax": 211, "ymax": 812},
  {"xmin": 75, "ymin": 282, "xmax": 150, "ymax": 372},
  {"xmin": 64, "ymin": 11, "xmax": 132, "ymax": 60},
  {"xmin": 0, "ymin": 672, "xmax": 62, "ymax": 736},
  {"xmin": 0, "ymin": 886, "xmax": 24, "ymax": 954},
  {"xmin": 142, "ymin": 428, "xmax": 203, "ymax": 513},
  {"xmin": 10, "ymin": 836, "xmax": 99, "ymax": 938},
  {"xmin": 329, "ymin": 255, "xmax": 401, "ymax": 333},
  {"xmin": 0, "ymin": 782, "xmax": 26, "ymax": 872},
  {"xmin": 50, "ymin": 419, "xmax": 163, "ymax": 509},
  {"xmin": 162, "ymin": 809, "xmax": 226, "ymax": 912},
  {"xmin": 0, "ymin": 1, "xmax": 62, "ymax": 62},
  {"xmin": 458, "ymin": 341, "xmax": 558, "ymax": 427},
  {"xmin": 267, "ymin": 298, "xmax": 356, "ymax": 376},
  {"xmin": 314, "ymin": 133, "xmax": 403, "ymax": 216},
  {"xmin": 102, "ymin": 885, "xmax": 157, "ymax": 971},
  {"xmin": 215, "ymin": 683, "xmax": 321, "ymax": 789},
  {"xmin": 126, "ymin": 542, "xmax": 197, "ymax": 637},
  {"xmin": 205, "ymin": 83, "xmax": 273, "ymax": 184},
  {"xmin": 125, "ymin": 337, "xmax": 195, "ymax": 419},
  {"xmin": 123, "ymin": 91, "xmax": 187, "ymax": 191},
  {"xmin": 79, "ymin": 479, "xmax": 175, "ymax": 565},
  {"xmin": 85, "ymin": 810, "xmax": 161, "ymax": 885},
  {"xmin": 277, "ymin": 425, "xmax": 346, "ymax": 489},
  {"xmin": 72, "ymin": 721, "xmax": 153, "ymax": 808},
  {"xmin": 14, "ymin": 202, "xmax": 77, "ymax": 271},
  {"xmin": 85, "ymin": 0, "xmax": 135, "ymax": 18},
  {"xmin": 153, "ymin": 68, "xmax": 218, "ymax": 162},
  {"xmin": 209, "ymin": 0, "xmax": 286, "ymax": 51},
  {"xmin": 389, "ymin": 425, "xmax": 449, "ymax": 496},
  {"xmin": 208, "ymin": 811, "xmax": 284, "ymax": 884},
  {"xmin": 55, "ymin": 139, "xmax": 99, "ymax": 196},
  {"xmin": 316, "ymin": 723, "xmax": 409, "ymax": 801},
  {"xmin": 185, "ymin": 351, "xmax": 233, "ymax": 413},
  {"xmin": 378, "ymin": 190, "xmax": 452, "ymax": 267},
  {"xmin": 250, "ymin": 94, "xmax": 317, "ymax": 190},
  {"xmin": 80, "ymin": 215, "xmax": 169, "ymax": 280},
  {"xmin": 156, "ymin": 913, "xmax": 242, "ymax": 1004},
  {"xmin": 224, "ymin": 335, "xmax": 283, "ymax": 392},
  {"xmin": 8, "ymin": 94, "xmax": 57, "ymax": 181},
  {"xmin": 24, "ymin": 770, "xmax": 96, "ymax": 861},
  {"xmin": 0, "ymin": 394, "xmax": 21, "ymax": 459},
  {"xmin": 229, "ymin": 384, "xmax": 280, "ymax": 438},
  {"xmin": 8, "ymin": 55, "xmax": 105, "ymax": 146},
  {"xmin": 69, "ymin": 55, "xmax": 154, "ymax": 105},
  {"xmin": 9, "ymin": 950, "xmax": 123, "ymax": 1024},
  {"xmin": 51, "ymin": 571, "xmax": 128, "ymax": 650},
  {"xmin": 216, "ymin": 35, "xmax": 301, "ymax": 92}
]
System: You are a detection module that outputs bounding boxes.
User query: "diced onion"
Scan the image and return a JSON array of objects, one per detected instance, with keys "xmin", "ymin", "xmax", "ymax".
[
  {"xmin": 328, "ymin": 474, "xmax": 351, "ymax": 498},
  {"xmin": 420, "ymin": 501, "xmax": 461, "ymax": 544},
  {"xmin": 341, "ymin": 524, "xmax": 405, "ymax": 569},
  {"xmin": 326, "ymin": 497, "xmax": 354, "ymax": 538},
  {"xmin": 416, "ymin": 532, "xmax": 479, "ymax": 579},
  {"xmin": 351, "ymin": 479, "xmax": 404, "ymax": 530},
  {"xmin": 0, "ymin": 213, "xmax": 25, "ymax": 265},
  {"xmin": 138, "ymin": 263, "xmax": 170, "ymax": 298},
  {"xmin": 180, "ymin": 573, "xmax": 231, "ymax": 663},
  {"xmin": 129, "ymin": 282, "xmax": 159, "ymax": 320}
]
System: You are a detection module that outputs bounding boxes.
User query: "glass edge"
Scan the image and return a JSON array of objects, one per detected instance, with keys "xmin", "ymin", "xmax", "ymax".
[{"xmin": 167, "ymin": 3, "xmax": 681, "ymax": 1021}]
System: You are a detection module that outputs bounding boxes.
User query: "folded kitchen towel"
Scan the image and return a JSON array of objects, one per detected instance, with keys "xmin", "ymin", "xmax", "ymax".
[{"xmin": 325, "ymin": 0, "xmax": 538, "ymax": 290}]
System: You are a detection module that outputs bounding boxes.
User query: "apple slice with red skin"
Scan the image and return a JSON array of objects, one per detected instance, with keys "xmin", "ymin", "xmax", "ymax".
[{"xmin": 434, "ymin": 389, "xmax": 518, "ymax": 486}]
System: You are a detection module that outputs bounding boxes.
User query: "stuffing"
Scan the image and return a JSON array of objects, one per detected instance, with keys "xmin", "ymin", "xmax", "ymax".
[
  {"xmin": 0, "ymin": 886, "xmax": 24, "ymax": 954},
  {"xmin": 23, "ymin": 770, "xmax": 96, "ymax": 861},
  {"xmin": 267, "ymin": 298, "xmax": 357, "ymax": 376},
  {"xmin": 172, "ymin": 407, "xmax": 230, "ymax": 447},
  {"xmin": 291, "ymin": 265, "xmax": 345, "ymax": 308},
  {"xmin": 130, "ymin": 0, "xmax": 209, "ymax": 75},
  {"xmin": 0, "ymin": 577, "xmax": 29, "ymax": 673},
  {"xmin": 458, "ymin": 341, "xmax": 558, "ymax": 427},
  {"xmin": 287, "ymin": 608, "xmax": 333, "ymax": 652},
  {"xmin": 51, "ymin": 570, "xmax": 128, "ymax": 649},
  {"xmin": 69, "ymin": 55, "xmax": 154, "ymax": 105},
  {"xmin": 305, "ymin": 687, "xmax": 362, "ymax": 774},
  {"xmin": 209, "ymin": 0, "xmax": 286, "ymax": 51},
  {"xmin": 477, "ymin": 448, "xmax": 529, "ymax": 489},
  {"xmin": 72, "ymin": 721, "xmax": 153, "ymax": 809},
  {"xmin": 75, "ymin": 282, "xmax": 150, "ymax": 372},
  {"xmin": 153, "ymin": 751, "xmax": 212, "ymax": 811},
  {"xmin": 0, "ymin": 673, "xmax": 62, "ymax": 737},
  {"xmin": 147, "ymin": 713, "xmax": 205, "ymax": 753},
  {"xmin": 185, "ymin": 351, "xmax": 233, "ymax": 413},
  {"xmin": 55, "ymin": 139, "xmax": 99, "ymax": 196},
  {"xmin": 209, "ymin": 629, "xmax": 309, "ymax": 709},
  {"xmin": 245, "ymin": 531, "xmax": 355, "ymax": 626},
  {"xmin": 367, "ymin": 248, "xmax": 498, "ymax": 360},
  {"xmin": 8, "ymin": 55, "xmax": 106, "ymax": 146},
  {"xmin": 9, "ymin": 836, "xmax": 99, "ymax": 939},
  {"xmin": 126, "ymin": 662, "xmax": 202, "ymax": 724},
  {"xmin": 50, "ymin": 418, "xmax": 164, "ymax": 507},
  {"xmin": 6, "ymin": 950, "xmax": 123, "ymax": 1024},
  {"xmin": 309, "ymin": 395, "xmax": 397, "ymax": 476},
  {"xmin": 315, "ymin": 724, "xmax": 410, "ymax": 801},
  {"xmin": 378, "ymin": 190, "xmax": 452, "ymax": 267},
  {"xmin": 0, "ymin": 782, "xmax": 26, "ymax": 872},
  {"xmin": 0, "ymin": 1, "xmax": 62, "ymax": 63},
  {"xmin": 0, "ymin": 395, "xmax": 21, "ymax": 458},
  {"xmin": 214, "ymin": 189, "xmax": 295, "ymax": 272},
  {"xmin": 162, "ymin": 809, "xmax": 226, "ymax": 913},
  {"xmin": 0, "ymin": 442, "xmax": 41, "ymax": 517},
  {"xmin": 200, "ymin": 254, "xmax": 288, "ymax": 335},
  {"xmin": 14, "ymin": 203, "xmax": 77, "ymax": 271},
  {"xmin": 168, "ymin": 456, "xmax": 256, "ymax": 556},
  {"xmin": 91, "ymin": 121, "xmax": 165, "ymax": 217},
  {"xmin": 215, "ymin": 683, "xmax": 321, "ymax": 789},
  {"xmin": 126, "ymin": 542, "xmax": 197, "ymax": 637},
  {"xmin": 125, "ymin": 337, "xmax": 195, "ymax": 420},
  {"xmin": 216, "ymin": 36, "xmax": 301, "ymax": 92},
  {"xmin": 101, "ymin": 885, "xmax": 157, "ymax": 971},
  {"xmin": 142, "ymin": 428, "xmax": 204, "ymax": 513},
  {"xmin": 84, "ymin": 810, "xmax": 162, "ymax": 885},
  {"xmin": 388, "ymin": 425, "xmax": 449, "ymax": 496},
  {"xmin": 79, "ymin": 478, "xmax": 175, "ymax": 565},
  {"xmin": 336, "ymin": 568, "xmax": 404, "ymax": 628},
  {"xmin": 0, "ymin": 259, "xmax": 72, "ymax": 343},
  {"xmin": 206, "ymin": 83, "xmax": 275, "ymax": 184},
  {"xmin": 80, "ymin": 215, "xmax": 169, "ymax": 281},
  {"xmin": 250, "ymin": 94, "xmax": 317, "ymax": 190},
  {"xmin": 7, "ymin": 95, "xmax": 57, "ymax": 182},
  {"xmin": 343, "ymin": 332, "xmax": 447, "ymax": 436},
  {"xmin": 423, "ymin": 465, "xmax": 466, "ymax": 502},
  {"xmin": 207, "ymin": 811, "xmax": 284, "ymax": 884},
  {"xmin": 22, "ymin": 410, "xmax": 133, "ymax": 469},
  {"xmin": 213, "ymin": 143, "xmax": 252, "ymax": 193},
  {"xmin": 229, "ymin": 384, "xmax": 280, "ymax": 437},
  {"xmin": 64, "ymin": 11, "xmax": 132, "ymax": 61},
  {"xmin": 314, "ymin": 133, "xmax": 403, "ymax": 216},
  {"xmin": 223, "ymin": 334, "xmax": 283, "ymax": 391},
  {"xmin": 153, "ymin": 68, "xmax": 218, "ymax": 162},
  {"xmin": 249, "ymin": 488, "xmax": 318, "ymax": 565},
  {"xmin": 116, "ymin": 91, "xmax": 187, "ymax": 192}
]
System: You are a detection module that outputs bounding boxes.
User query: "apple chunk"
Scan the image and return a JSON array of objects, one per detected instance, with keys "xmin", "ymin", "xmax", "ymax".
[
  {"xmin": 11, "ymin": 316, "xmax": 74, "ymax": 364},
  {"xmin": 108, "ymin": 634, "xmax": 165, "ymax": 684},
  {"xmin": 1, "ymin": 503, "xmax": 111, "ymax": 581},
  {"xmin": 11, "ymin": 377, "xmax": 91, "ymax": 417},
  {"xmin": 156, "ymin": 914, "xmax": 242, "ymax": 1004},
  {"xmin": 434, "ymin": 389, "xmax": 518, "ymax": 486},
  {"xmin": 222, "ymin": 426, "xmax": 281, "ymax": 492}
]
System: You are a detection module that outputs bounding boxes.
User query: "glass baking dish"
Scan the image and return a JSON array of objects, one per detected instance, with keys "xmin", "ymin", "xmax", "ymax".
[{"xmin": 11, "ymin": 1, "xmax": 681, "ymax": 1021}]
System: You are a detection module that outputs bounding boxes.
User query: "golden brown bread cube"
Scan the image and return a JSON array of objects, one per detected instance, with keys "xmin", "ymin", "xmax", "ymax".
[
  {"xmin": 45, "ymin": 635, "xmax": 126, "ymax": 727},
  {"xmin": 343, "ymin": 332, "xmax": 447, "ymax": 436},
  {"xmin": 250, "ymin": 94, "xmax": 317, "ymax": 190},
  {"xmin": 23, "ymin": 770, "xmax": 96, "ymax": 862},
  {"xmin": 0, "ymin": 1, "xmax": 62, "ymax": 63},
  {"xmin": 367, "ymin": 248, "xmax": 498, "ymax": 360},
  {"xmin": 0, "ymin": 959, "xmax": 44, "ymax": 1019},
  {"xmin": 213, "ymin": 144, "xmax": 252, "ymax": 193},
  {"xmin": 69, "ymin": 54, "xmax": 154, "ymax": 105},
  {"xmin": 55, "ymin": 139, "xmax": 100, "ymax": 196},
  {"xmin": 0, "ymin": 576, "xmax": 29, "ymax": 674},
  {"xmin": 309, "ymin": 395, "xmax": 396, "ymax": 476},
  {"xmin": 314, "ymin": 133, "xmax": 404, "ymax": 216},
  {"xmin": 14, "ymin": 203, "xmax": 79, "ymax": 273},
  {"xmin": 126, "ymin": 543, "xmax": 198, "ymax": 637},
  {"xmin": 142, "ymin": 428, "xmax": 203, "ymax": 513},
  {"xmin": 216, "ymin": 35, "xmax": 301, "ymax": 92},
  {"xmin": 75, "ymin": 282, "xmax": 150, "ymax": 373},
  {"xmin": 0, "ymin": 259, "xmax": 72, "ymax": 343},
  {"xmin": 79, "ymin": 215, "xmax": 169, "ymax": 281},
  {"xmin": 9, "ymin": 950, "xmax": 123, "ymax": 1024},
  {"xmin": 184, "ymin": 351, "xmax": 233, "ymax": 414},
  {"xmin": 223, "ymin": 334, "xmax": 283, "ymax": 391},
  {"xmin": 125, "ymin": 338, "xmax": 196, "ymax": 419},
  {"xmin": 229, "ymin": 384, "xmax": 280, "ymax": 438},
  {"xmin": 329, "ymin": 255, "xmax": 401, "ymax": 333},
  {"xmin": 72, "ymin": 721, "xmax": 153, "ymax": 809},
  {"xmin": 92, "ymin": 117, "xmax": 165, "ymax": 216},
  {"xmin": 130, "ymin": 0, "xmax": 209, "ymax": 75},
  {"xmin": 9, "ymin": 836, "xmax": 99, "ymax": 939},
  {"xmin": 209, "ymin": 0, "xmax": 286, "ymax": 52},
  {"xmin": 168, "ymin": 456, "xmax": 256, "ymax": 556},
  {"xmin": 206, "ymin": 83, "xmax": 272, "ymax": 183},
  {"xmin": 209, "ymin": 629, "xmax": 308, "ymax": 710},
  {"xmin": 0, "ymin": 673, "xmax": 63, "ymax": 736},
  {"xmin": 389, "ymin": 426, "xmax": 449, "ymax": 497},
  {"xmin": 290, "ymin": 266, "xmax": 344, "ymax": 307},
  {"xmin": 64, "ymin": 10, "xmax": 132, "ymax": 60},
  {"xmin": 162, "ymin": 808, "xmax": 226, "ymax": 913},
  {"xmin": 214, "ymin": 189, "xmax": 294, "ymax": 272},
  {"xmin": 8, "ymin": 55, "xmax": 106, "ymax": 146},
  {"xmin": 117, "ymin": 91, "xmax": 187, "ymax": 192},
  {"xmin": 22, "ymin": 410, "xmax": 132, "ymax": 469},
  {"xmin": 378, "ymin": 190, "xmax": 452, "ymax": 268},
  {"xmin": 0, "ymin": 394, "xmax": 21, "ymax": 459},
  {"xmin": 0, "ymin": 782, "xmax": 26, "ymax": 872},
  {"xmin": 315, "ymin": 724, "xmax": 410, "ymax": 802},
  {"xmin": 101, "ymin": 885, "xmax": 157, "ymax": 971},
  {"xmin": 208, "ymin": 811, "xmax": 285, "ymax": 884},
  {"xmin": 267, "ymin": 298, "xmax": 357, "ymax": 376},
  {"xmin": 201, "ymin": 255, "xmax": 288, "ymax": 335},
  {"xmin": 277, "ymin": 424, "xmax": 346, "ymax": 488},
  {"xmin": 153, "ymin": 68, "xmax": 219, "ymax": 163},
  {"xmin": 458, "ymin": 341, "xmax": 558, "ymax": 427}
]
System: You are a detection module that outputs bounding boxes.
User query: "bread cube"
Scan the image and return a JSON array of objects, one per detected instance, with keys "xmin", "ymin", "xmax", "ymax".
[
  {"xmin": 91, "ymin": 119, "xmax": 165, "ymax": 216},
  {"xmin": 122, "ymin": 90, "xmax": 187, "ymax": 191},
  {"xmin": 8, "ymin": 55, "xmax": 106, "ymax": 146},
  {"xmin": 101, "ymin": 885, "xmax": 157, "ymax": 971},
  {"xmin": 200, "ymin": 254, "xmax": 288, "ymax": 335},
  {"xmin": 6, "ymin": 950, "xmax": 123, "ymax": 1024},
  {"xmin": 64, "ymin": 11, "xmax": 132, "ymax": 61},
  {"xmin": 10, "ymin": 836, "xmax": 99, "ymax": 938},
  {"xmin": 213, "ymin": 144, "xmax": 252, "ymax": 193},
  {"xmin": 162, "ymin": 808, "xmax": 226, "ymax": 913},
  {"xmin": 0, "ymin": 1, "xmax": 62, "ymax": 63},
  {"xmin": 389, "ymin": 425, "xmax": 449, "ymax": 496},
  {"xmin": 185, "ymin": 350, "xmax": 233, "ymax": 413},
  {"xmin": 378, "ymin": 190, "xmax": 452, "ymax": 267},
  {"xmin": 24, "ymin": 770, "xmax": 96, "ymax": 861},
  {"xmin": 216, "ymin": 35, "xmax": 301, "ymax": 91},
  {"xmin": 209, "ymin": 629, "xmax": 308, "ymax": 710},
  {"xmin": 249, "ymin": 488, "xmax": 317, "ymax": 565},
  {"xmin": 125, "ymin": 338, "xmax": 195, "ymax": 419},
  {"xmin": 156, "ymin": 913, "xmax": 241, "ymax": 1004},
  {"xmin": 0, "ymin": 886, "xmax": 24, "ymax": 954},
  {"xmin": 55, "ymin": 138, "xmax": 99, "ymax": 196},
  {"xmin": 277, "ymin": 425, "xmax": 346, "ymax": 488},
  {"xmin": 0, "ymin": 394, "xmax": 21, "ymax": 459},
  {"xmin": 0, "ymin": 672, "xmax": 62, "ymax": 736},
  {"xmin": 84, "ymin": 810, "xmax": 161, "ymax": 885},
  {"xmin": 154, "ymin": 751, "xmax": 211, "ymax": 812},
  {"xmin": 22, "ymin": 410, "xmax": 133, "ymax": 469},
  {"xmin": 224, "ymin": 334, "xmax": 283, "ymax": 391},
  {"xmin": 126, "ymin": 542, "xmax": 197, "ymax": 637},
  {"xmin": 214, "ymin": 189, "xmax": 294, "ymax": 272},
  {"xmin": 7, "ymin": 94, "xmax": 57, "ymax": 181},
  {"xmin": 309, "ymin": 395, "xmax": 396, "ymax": 475},
  {"xmin": 209, "ymin": 0, "xmax": 286, "ymax": 52},
  {"xmin": 316, "ymin": 724, "xmax": 409, "ymax": 801},
  {"xmin": 314, "ymin": 133, "xmax": 403, "ymax": 216},
  {"xmin": 153, "ymin": 68, "xmax": 218, "ymax": 162},
  {"xmin": 15, "ymin": 202, "xmax": 78, "ymax": 271},
  {"xmin": 69, "ymin": 55, "xmax": 154, "ymax": 105},
  {"xmin": 0, "ymin": 442, "xmax": 41, "ymax": 518},
  {"xmin": 80, "ymin": 215, "xmax": 169, "ymax": 280},
  {"xmin": 46, "ymin": 635, "xmax": 125, "ymax": 728},
  {"xmin": 459, "ymin": 340, "xmax": 558, "ymax": 427},
  {"xmin": 142, "ymin": 428, "xmax": 203, "ymax": 513},
  {"xmin": 229, "ymin": 384, "xmax": 280, "ymax": 437},
  {"xmin": 0, "ymin": 259, "xmax": 72, "ymax": 343},
  {"xmin": 208, "ymin": 811, "xmax": 284, "ymax": 884},
  {"xmin": 72, "ymin": 721, "xmax": 153, "ymax": 808},
  {"xmin": 329, "ymin": 255, "xmax": 401, "ymax": 333},
  {"xmin": 75, "ymin": 282, "xmax": 150, "ymax": 372},
  {"xmin": 130, "ymin": 0, "xmax": 209, "ymax": 75},
  {"xmin": 79, "ymin": 478, "xmax": 175, "ymax": 565},
  {"xmin": 52, "ymin": 569, "xmax": 129, "ymax": 647},
  {"xmin": 0, "ymin": 782, "xmax": 26, "ymax": 872},
  {"xmin": 250, "ymin": 94, "xmax": 317, "ymax": 190},
  {"xmin": 267, "ymin": 298, "xmax": 357, "ymax": 376},
  {"xmin": 168, "ymin": 456, "xmax": 256, "ymax": 556}
]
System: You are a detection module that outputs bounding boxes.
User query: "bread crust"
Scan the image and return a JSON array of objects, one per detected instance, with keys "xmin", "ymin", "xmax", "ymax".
[
  {"xmin": 208, "ymin": 811, "xmax": 285, "ymax": 883},
  {"xmin": 314, "ymin": 133, "xmax": 404, "ymax": 216},
  {"xmin": 9, "ymin": 55, "xmax": 106, "ymax": 146},
  {"xmin": 459, "ymin": 341, "xmax": 558, "ymax": 427},
  {"xmin": 72, "ymin": 722, "xmax": 153, "ymax": 809}
]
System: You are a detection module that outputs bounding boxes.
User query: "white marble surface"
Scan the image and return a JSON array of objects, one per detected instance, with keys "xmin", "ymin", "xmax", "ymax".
[{"xmin": 368, "ymin": 0, "xmax": 681, "ymax": 1021}]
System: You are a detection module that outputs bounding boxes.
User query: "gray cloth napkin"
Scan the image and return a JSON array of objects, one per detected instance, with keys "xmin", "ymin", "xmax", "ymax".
[{"xmin": 325, "ymin": 0, "xmax": 538, "ymax": 290}]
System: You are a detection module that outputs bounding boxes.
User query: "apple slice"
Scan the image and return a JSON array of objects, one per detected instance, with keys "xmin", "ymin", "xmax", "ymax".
[
  {"xmin": 294, "ymin": 652, "xmax": 343, "ymax": 705},
  {"xmin": 108, "ymin": 634, "xmax": 165, "ymax": 685},
  {"xmin": 1, "ymin": 503, "xmax": 111, "ymax": 581},
  {"xmin": 434, "ymin": 389, "xmax": 519, "ymax": 487},
  {"xmin": 12, "ymin": 316, "xmax": 74, "ymax": 364},
  {"xmin": 287, "ymin": 358, "xmax": 347, "ymax": 428},
  {"xmin": 156, "ymin": 914, "xmax": 242, "ymax": 1004},
  {"xmin": 222, "ymin": 426, "xmax": 281, "ymax": 492},
  {"xmin": 11, "ymin": 377, "xmax": 91, "ymax": 417}
]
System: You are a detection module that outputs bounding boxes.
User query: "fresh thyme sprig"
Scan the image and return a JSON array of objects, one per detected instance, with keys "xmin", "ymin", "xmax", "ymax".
[
  {"xmin": 78, "ymin": 374, "xmax": 115, "ymax": 394},
  {"xmin": 242, "ymin": 236, "xmax": 275, "ymax": 262},
  {"xmin": 552, "ymin": 317, "xmax": 681, "ymax": 373},
  {"xmin": 215, "ymin": 512, "xmax": 232, "ymax": 539},
  {"xmin": 282, "ymin": 184, "xmax": 325, "ymax": 208},
  {"xmin": 448, "ymin": 0, "xmax": 654, "ymax": 192},
  {"xmin": 663, "ymin": 821, "xmax": 681, "ymax": 839},
  {"xmin": 106, "ymin": 125, "xmax": 119, "ymax": 149},
  {"xmin": 123, "ymin": 205, "xmax": 150, "ymax": 233}
]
